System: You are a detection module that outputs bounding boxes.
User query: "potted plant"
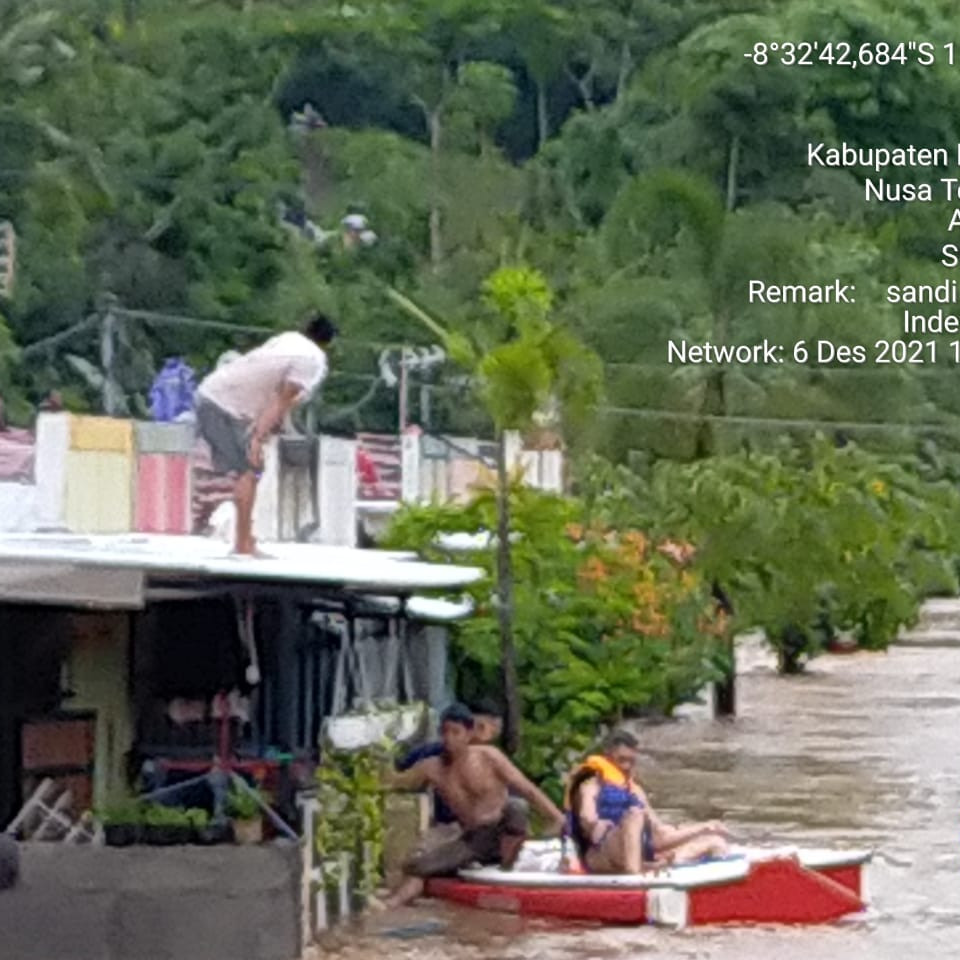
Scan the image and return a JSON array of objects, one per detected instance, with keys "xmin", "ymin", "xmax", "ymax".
[
  {"xmin": 226, "ymin": 783, "xmax": 263, "ymax": 845},
  {"xmin": 390, "ymin": 702, "xmax": 426, "ymax": 743},
  {"xmin": 142, "ymin": 804, "xmax": 193, "ymax": 846},
  {"xmin": 185, "ymin": 808, "xmax": 210, "ymax": 844},
  {"xmin": 324, "ymin": 708, "xmax": 391, "ymax": 751},
  {"xmin": 316, "ymin": 746, "xmax": 387, "ymax": 921},
  {"xmin": 99, "ymin": 800, "xmax": 144, "ymax": 847}
]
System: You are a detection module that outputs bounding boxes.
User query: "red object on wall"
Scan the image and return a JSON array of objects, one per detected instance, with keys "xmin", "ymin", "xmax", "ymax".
[{"xmin": 136, "ymin": 453, "xmax": 191, "ymax": 533}]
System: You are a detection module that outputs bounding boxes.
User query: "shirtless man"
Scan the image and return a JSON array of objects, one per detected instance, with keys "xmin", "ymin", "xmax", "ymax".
[
  {"xmin": 569, "ymin": 730, "xmax": 729, "ymax": 874},
  {"xmin": 397, "ymin": 699, "xmax": 503, "ymax": 824},
  {"xmin": 383, "ymin": 703, "xmax": 564, "ymax": 908}
]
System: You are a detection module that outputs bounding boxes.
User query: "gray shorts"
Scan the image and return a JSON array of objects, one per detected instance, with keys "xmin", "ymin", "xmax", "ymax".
[
  {"xmin": 196, "ymin": 396, "xmax": 254, "ymax": 475},
  {"xmin": 403, "ymin": 798, "xmax": 528, "ymax": 878}
]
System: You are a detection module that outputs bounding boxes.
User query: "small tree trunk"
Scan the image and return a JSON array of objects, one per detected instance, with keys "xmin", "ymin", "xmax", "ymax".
[
  {"xmin": 496, "ymin": 430, "xmax": 521, "ymax": 755},
  {"xmin": 713, "ymin": 632, "xmax": 736, "ymax": 717},
  {"xmin": 725, "ymin": 134, "xmax": 741, "ymax": 212},
  {"xmin": 567, "ymin": 65, "xmax": 596, "ymax": 112},
  {"xmin": 428, "ymin": 109, "xmax": 442, "ymax": 269},
  {"xmin": 535, "ymin": 84, "xmax": 549, "ymax": 150},
  {"xmin": 777, "ymin": 625, "xmax": 808, "ymax": 675},
  {"xmin": 695, "ymin": 304, "xmax": 730, "ymax": 457},
  {"xmin": 616, "ymin": 40, "xmax": 632, "ymax": 101},
  {"xmin": 694, "ymin": 368, "xmax": 726, "ymax": 458},
  {"xmin": 303, "ymin": 137, "xmax": 327, "ymax": 212}
]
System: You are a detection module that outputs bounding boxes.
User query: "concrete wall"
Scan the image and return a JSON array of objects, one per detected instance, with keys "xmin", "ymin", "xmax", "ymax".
[
  {"xmin": 0, "ymin": 843, "xmax": 301, "ymax": 960},
  {"xmin": 0, "ymin": 481, "xmax": 38, "ymax": 531},
  {"xmin": 68, "ymin": 612, "xmax": 133, "ymax": 808}
]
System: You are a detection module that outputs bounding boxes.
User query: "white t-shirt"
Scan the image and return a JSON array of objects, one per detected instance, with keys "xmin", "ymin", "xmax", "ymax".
[{"xmin": 198, "ymin": 331, "xmax": 328, "ymax": 421}]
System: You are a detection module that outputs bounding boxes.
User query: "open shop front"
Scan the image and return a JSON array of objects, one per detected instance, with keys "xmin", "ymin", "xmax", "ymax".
[
  {"xmin": 0, "ymin": 534, "xmax": 481, "ymax": 960},
  {"xmin": 0, "ymin": 533, "xmax": 481, "ymax": 837}
]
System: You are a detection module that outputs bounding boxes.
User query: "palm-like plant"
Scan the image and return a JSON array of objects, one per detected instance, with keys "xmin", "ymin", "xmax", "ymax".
[
  {"xmin": 593, "ymin": 170, "xmax": 808, "ymax": 456},
  {"xmin": 388, "ymin": 267, "xmax": 604, "ymax": 753}
]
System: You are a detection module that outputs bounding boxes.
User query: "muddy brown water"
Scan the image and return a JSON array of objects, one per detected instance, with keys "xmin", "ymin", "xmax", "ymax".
[{"xmin": 317, "ymin": 640, "xmax": 959, "ymax": 960}]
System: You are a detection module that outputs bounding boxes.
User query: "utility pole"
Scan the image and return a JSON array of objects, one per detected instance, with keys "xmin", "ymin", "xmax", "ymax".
[
  {"xmin": 398, "ymin": 347, "xmax": 409, "ymax": 433},
  {"xmin": 419, "ymin": 382, "xmax": 431, "ymax": 430},
  {"xmin": 98, "ymin": 293, "xmax": 121, "ymax": 416}
]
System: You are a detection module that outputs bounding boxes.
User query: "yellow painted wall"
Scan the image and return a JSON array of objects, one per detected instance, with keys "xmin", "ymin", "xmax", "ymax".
[
  {"xmin": 68, "ymin": 612, "xmax": 133, "ymax": 806},
  {"xmin": 64, "ymin": 450, "xmax": 134, "ymax": 533}
]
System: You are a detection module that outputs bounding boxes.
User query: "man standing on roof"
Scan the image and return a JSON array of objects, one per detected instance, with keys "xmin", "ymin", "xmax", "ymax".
[{"xmin": 195, "ymin": 312, "xmax": 337, "ymax": 556}]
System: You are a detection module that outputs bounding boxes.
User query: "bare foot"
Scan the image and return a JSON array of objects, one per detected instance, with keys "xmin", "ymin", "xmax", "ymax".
[
  {"xmin": 642, "ymin": 853, "xmax": 675, "ymax": 875},
  {"xmin": 230, "ymin": 546, "xmax": 274, "ymax": 559},
  {"xmin": 499, "ymin": 833, "xmax": 525, "ymax": 871},
  {"xmin": 365, "ymin": 895, "xmax": 388, "ymax": 913}
]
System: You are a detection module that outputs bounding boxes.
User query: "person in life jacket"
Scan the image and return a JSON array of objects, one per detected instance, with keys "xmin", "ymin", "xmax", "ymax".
[{"xmin": 565, "ymin": 730, "xmax": 730, "ymax": 874}]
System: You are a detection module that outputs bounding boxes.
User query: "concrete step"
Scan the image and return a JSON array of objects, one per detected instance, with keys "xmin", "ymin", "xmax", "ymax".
[
  {"xmin": 896, "ymin": 629, "xmax": 960, "ymax": 648},
  {"xmin": 903, "ymin": 598, "xmax": 960, "ymax": 635}
]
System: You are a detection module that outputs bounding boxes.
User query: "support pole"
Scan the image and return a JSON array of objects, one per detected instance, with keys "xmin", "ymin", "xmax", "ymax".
[
  {"xmin": 99, "ymin": 294, "xmax": 120, "ymax": 416},
  {"xmin": 398, "ymin": 347, "xmax": 409, "ymax": 433}
]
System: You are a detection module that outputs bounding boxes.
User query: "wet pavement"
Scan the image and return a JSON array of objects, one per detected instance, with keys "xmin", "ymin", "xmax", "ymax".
[{"xmin": 316, "ymin": 632, "xmax": 960, "ymax": 960}]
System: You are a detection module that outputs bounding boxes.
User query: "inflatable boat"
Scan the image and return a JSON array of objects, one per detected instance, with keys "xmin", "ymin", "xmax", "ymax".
[{"xmin": 426, "ymin": 841, "xmax": 871, "ymax": 927}]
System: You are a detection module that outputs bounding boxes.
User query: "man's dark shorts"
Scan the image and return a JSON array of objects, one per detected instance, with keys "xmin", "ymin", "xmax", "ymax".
[
  {"xmin": 403, "ymin": 798, "xmax": 528, "ymax": 878},
  {"xmin": 196, "ymin": 396, "xmax": 254, "ymax": 475}
]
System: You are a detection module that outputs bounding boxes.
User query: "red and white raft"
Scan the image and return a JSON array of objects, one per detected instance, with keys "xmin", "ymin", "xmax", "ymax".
[{"xmin": 426, "ymin": 842, "xmax": 871, "ymax": 927}]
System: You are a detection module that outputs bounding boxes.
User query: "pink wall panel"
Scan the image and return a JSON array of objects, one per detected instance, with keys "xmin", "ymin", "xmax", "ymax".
[{"xmin": 135, "ymin": 453, "xmax": 191, "ymax": 533}]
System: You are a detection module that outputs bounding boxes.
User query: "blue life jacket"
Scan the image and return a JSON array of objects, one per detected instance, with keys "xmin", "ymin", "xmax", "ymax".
[{"xmin": 596, "ymin": 781, "xmax": 644, "ymax": 824}]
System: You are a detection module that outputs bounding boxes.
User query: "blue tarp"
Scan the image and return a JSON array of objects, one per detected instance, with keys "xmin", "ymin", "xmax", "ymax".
[{"xmin": 149, "ymin": 357, "xmax": 197, "ymax": 422}]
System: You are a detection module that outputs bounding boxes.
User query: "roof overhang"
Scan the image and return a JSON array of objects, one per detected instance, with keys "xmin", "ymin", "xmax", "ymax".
[{"xmin": 0, "ymin": 533, "xmax": 484, "ymax": 610}]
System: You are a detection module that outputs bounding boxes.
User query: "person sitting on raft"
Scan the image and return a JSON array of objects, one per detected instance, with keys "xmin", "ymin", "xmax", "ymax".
[
  {"xmin": 381, "ymin": 703, "xmax": 565, "ymax": 908},
  {"xmin": 567, "ymin": 730, "xmax": 730, "ymax": 874},
  {"xmin": 395, "ymin": 700, "xmax": 505, "ymax": 852}
]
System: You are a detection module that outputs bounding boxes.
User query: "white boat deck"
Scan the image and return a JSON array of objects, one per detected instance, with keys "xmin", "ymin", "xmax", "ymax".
[{"xmin": 457, "ymin": 840, "xmax": 873, "ymax": 890}]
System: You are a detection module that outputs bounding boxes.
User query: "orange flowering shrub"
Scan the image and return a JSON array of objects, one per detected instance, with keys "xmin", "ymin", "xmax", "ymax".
[{"xmin": 572, "ymin": 526, "xmax": 723, "ymax": 640}]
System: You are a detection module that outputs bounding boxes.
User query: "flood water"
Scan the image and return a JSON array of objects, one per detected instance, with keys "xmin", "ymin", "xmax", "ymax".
[{"xmin": 318, "ymin": 636, "xmax": 960, "ymax": 960}]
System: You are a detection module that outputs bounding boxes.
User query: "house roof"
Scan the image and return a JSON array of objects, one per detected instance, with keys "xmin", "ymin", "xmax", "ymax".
[{"xmin": 0, "ymin": 532, "xmax": 484, "ymax": 609}]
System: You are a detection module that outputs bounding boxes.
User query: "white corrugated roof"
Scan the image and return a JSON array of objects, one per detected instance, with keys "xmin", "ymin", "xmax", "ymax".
[
  {"xmin": 0, "ymin": 532, "xmax": 484, "ymax": 600},
  {"xmin": 352, "ymin": 594, "xmax": 475, "ymax": 622}
]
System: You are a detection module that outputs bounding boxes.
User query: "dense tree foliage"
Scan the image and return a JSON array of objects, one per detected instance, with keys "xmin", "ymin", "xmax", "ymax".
[
  {"xmin": 4, "ymin": 0, "xmax": 960, "ymax": 760},
  {"xmin": 1, "ymin": 0, "xmax": 959, "ymax": 459}
]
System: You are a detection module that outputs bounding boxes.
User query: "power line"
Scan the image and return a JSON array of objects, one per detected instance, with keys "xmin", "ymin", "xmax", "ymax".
[
  {"xmin": 595, "ymin": 405, "xmax": 960, "ymax": 434},
  {"xmin": 18, "ymin": 305, "xmax": 416, "ymax": 353},
  {"xmin": 20, "ymin": 315, "xmax": 100, "ymax": 358},
  {"xmin": 114, "ymin": 307, "xmax": 273, "ymax": 337},
  {"xmin": 115, "ymin": 307, "xmax": 415, "ymax": 350}
]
